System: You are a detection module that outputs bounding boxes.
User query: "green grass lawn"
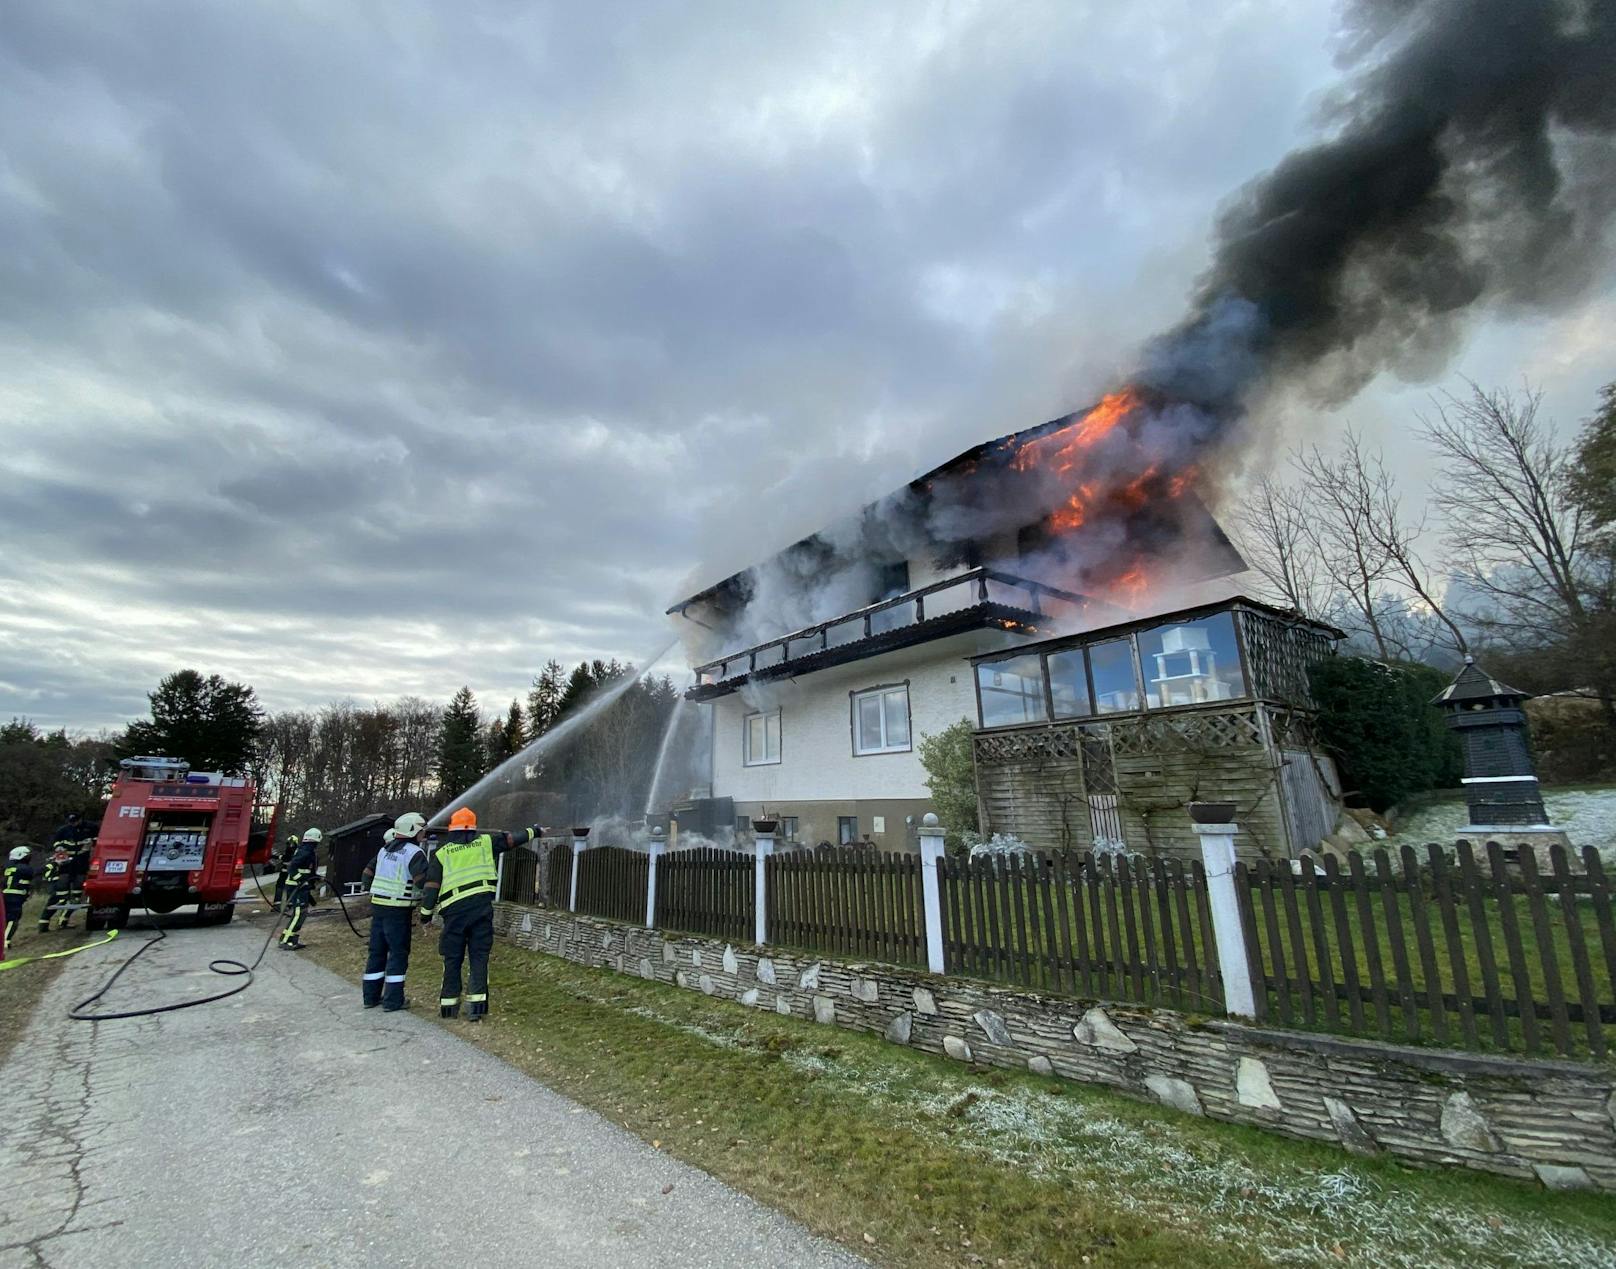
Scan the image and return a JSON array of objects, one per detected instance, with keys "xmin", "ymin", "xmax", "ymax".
[
  {"xmin": 0, "ymin": 912, "xmax": 91, "ymax": 1064},
  {"xmin": 291, "ymin": 910, "xmax": 1616, "ymax": 1269}
]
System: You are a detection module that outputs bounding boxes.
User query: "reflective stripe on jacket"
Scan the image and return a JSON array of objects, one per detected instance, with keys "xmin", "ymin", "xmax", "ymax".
[
  {"xmin": 435, "ymin": 834, "xmax": 497, "ymax": 912},
  {"xmin": 3, "ymin": 864, "xmax": 30, "ymax": 897},
  {"xmin": 370, "ymin": 842, "xmax": 424, "ymax": 907}
]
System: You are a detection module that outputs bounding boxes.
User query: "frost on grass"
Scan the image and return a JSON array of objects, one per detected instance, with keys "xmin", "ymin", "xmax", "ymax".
[
  {"xmin": 620, "ymin": 990, "xmax": 1616, "ymax": 1269},
  {"xmin": 1383, "ymin": 787, "xmax": 1616, "ymax": 864}
]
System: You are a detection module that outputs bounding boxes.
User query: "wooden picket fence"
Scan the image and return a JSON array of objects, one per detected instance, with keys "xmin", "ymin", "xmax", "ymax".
[
  {"xmin": 1243, "ymin": 843, "xmax": 1616, "ymax": 1059},
  {"xmin": 500, "ymin": 848, "xmax": 540, "ymax": 906},
  {"xmin": 939, "ymin": 850, "xmax": 1226, "ymax": 1013},
  {"xmin": 652, "ymin": 847, "xmax": 752, "ymax": 943},
  {"xmin": 575, "ymin": 846, "xmax": 650, "ymax": 926},
  {"xmin": 495, "ymin": 837, "xmax": 1616, "ymax": 1060},
  {"xmin": 767, "ymin": 848, "xmax": 928, "ymax": 969}
]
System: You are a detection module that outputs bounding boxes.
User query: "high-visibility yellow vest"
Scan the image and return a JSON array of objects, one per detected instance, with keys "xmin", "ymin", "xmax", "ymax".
[
  {"xmin": 435, "ymin": 834, "xmax": 497, "ymax": 912},
  {"xmin": 370, "ymin": 842, "xmax": 423, "ymax": 907}
]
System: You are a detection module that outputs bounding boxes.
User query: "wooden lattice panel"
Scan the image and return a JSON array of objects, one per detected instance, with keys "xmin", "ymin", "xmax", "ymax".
[
  {"xmin": 1107, "ymin": 707, "xmax": 1262, "ymax": 756},
  {"xmin": 973, "ymin": 724, "xmax": 1083, "ymax": 763},
  {"xmin": 1076, "ymin": 726, "xmax": 1118, "ymax": 796},
  {"xmin": 1239, "ymin": 608, "xmax": 1335, "ymax": 706}
]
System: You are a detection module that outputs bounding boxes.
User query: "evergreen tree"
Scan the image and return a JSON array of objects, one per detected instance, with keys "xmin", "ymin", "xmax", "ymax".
[
  {"xmin": 526, "ymin": 660, "xmax": 565, "ymax": 738},
  {"xmin": 1568, "ymin": 381, "xmax": 1616, "ymax": 533},
  {"xmin": 121, "ymin": 669, "xmax": 263, "ymax": 774},
  {"xmin": 483, "ymin": 699, "xmax": 527, "ymax": 770},
  {"xmin": 435, "ymin": 686, "xmax": 486, "ymax": 800},
  {"xmin": 503, "ymin": 698, "xmax": 528, "ymax": 752},
  {"xmin": 556, "ymin": 662, "xmax": 597, "ymax": 720}
]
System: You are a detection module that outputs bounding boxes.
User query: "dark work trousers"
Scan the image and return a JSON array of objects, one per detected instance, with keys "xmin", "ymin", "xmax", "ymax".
[
  {"xmin": 280, "ymin": 882, "xmax": 311, "ymax": 946},
  {"xmin": 38, "ymin": 882, "xmax": 71, "ymax": 933},
  {"xmin": 363, "ymin": 905, "xmax": 414, "ymax": 1010},
  {"xmin": 3, "ymin": 895, "xmax": 23, "ymax": 943},
  {"xmin": 437, "ymin": 900, "xmax": 494, "ymax": 1019}
]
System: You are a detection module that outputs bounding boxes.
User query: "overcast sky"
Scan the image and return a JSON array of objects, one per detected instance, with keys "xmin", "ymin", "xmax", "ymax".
[{"xmin": 2, "ymin": 2, "xmax": 1611, "ymax": 732}]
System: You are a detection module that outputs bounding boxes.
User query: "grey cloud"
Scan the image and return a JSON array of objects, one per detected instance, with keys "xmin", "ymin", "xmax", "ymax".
[{"xmin": 4, "ymin": 0, "xmax": 1597, "ymax": 731}]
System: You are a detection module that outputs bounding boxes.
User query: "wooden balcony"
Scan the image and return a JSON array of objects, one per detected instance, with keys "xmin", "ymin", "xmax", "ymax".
[{"xmin": 686, "ymin": 568, "xmax": 1099, "ymax": 702}]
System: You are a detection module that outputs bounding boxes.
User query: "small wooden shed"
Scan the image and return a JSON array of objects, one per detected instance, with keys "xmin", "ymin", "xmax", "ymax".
[{"xmin": 968, "ymin": 597, "xmax": 1342, "ymax": 860}]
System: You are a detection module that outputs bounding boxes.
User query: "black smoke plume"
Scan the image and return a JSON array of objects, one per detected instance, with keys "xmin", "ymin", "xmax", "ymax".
[{"xmin": 1143, "ymin": 0, "xmax": 1616, "ymax": 415}]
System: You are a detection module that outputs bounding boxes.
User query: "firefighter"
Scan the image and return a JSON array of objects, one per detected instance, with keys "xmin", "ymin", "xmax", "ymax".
[
  {"xmin": 60, "ymin": 837, "xmax": 91, "ymax": 930},
  {"xmin": 279, "ymin": 828, "xmax": 321, "ymax": 950},
  {"xmin": 51, "ymin": 812, "xmax": 84, "ymax": 849},
  {"xmin": 4, "ymin": 846, "xmax": 34, "ymax": 944},
  {"xmin": 359, "ymin": 816, "xmax": 428, "ymax": 1011},
  {"xmin": 273, "ymin": 834, "xmax": 299, "ymax": 909},
  {"xmin": 418, "ymin": 807, "xmax": 541, "ymax": 1020},
  {"xmin": 37, "ymin": 846, "xmax": 73, "ymax": 933}
]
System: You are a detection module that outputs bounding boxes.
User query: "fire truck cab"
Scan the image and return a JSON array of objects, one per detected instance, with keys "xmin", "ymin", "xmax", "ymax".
[{"xmin": 84, "ymin": 756, "xmax": 278, "ymax": 930}]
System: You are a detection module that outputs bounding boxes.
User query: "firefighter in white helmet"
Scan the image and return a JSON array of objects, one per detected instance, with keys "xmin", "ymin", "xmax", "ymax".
[
  {"xmin": 4, "ymin": 846, "xmax": 33, "ymax": 945},
  {"xmin": 278, "ymin": 828, "xmax": 322, "ymax": 950},
  {"xmin": 358, "ymin": 816, "xmax": 428, "ymax": 1010}
]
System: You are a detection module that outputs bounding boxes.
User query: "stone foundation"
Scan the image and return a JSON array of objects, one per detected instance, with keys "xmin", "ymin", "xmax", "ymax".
[{"xmin": 494, "ymin": 903, "xmax": 1616, "ymax": 1192}]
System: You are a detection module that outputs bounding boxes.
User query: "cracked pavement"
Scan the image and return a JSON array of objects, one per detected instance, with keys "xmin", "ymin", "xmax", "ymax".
[{"xmin": 0, "ymin": 914, "xmax": 863, "ymax": 1268}]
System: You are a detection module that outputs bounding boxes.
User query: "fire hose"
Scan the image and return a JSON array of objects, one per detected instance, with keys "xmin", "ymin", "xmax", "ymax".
[
  {"xmin": 67, "ymin": 900, "xmax": 287, "ymax": 1022},
  {"xmin": 65, "ymin": 866, "xmax": 364, "ymax": 1021}
]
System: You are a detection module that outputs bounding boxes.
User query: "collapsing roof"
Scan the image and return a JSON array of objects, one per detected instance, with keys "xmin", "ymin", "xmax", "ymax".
[{"xmin": 668, "ymin": 391, "xmax": 1246, "ymax": 618}]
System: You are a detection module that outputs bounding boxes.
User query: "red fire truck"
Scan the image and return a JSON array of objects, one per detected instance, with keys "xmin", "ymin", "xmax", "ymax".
[{"xmin": 84, "ymin": 756, "xmax": 279, "ymax": 930}]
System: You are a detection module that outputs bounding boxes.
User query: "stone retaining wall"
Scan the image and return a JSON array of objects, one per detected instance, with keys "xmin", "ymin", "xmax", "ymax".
[{"xmin": 493, "ymin": 903, "xmax": 1616, "ymax": 1192}]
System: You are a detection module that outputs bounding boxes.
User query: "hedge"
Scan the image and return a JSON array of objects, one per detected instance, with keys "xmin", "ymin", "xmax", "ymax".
[{"xmin": 1307, "ymin": 657, "xmax": 1463, "ymax": 812}]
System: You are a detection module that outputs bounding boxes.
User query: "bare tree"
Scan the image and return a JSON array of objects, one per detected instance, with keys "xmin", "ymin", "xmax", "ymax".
[
  {"xmin": 1420, "ymin": 384, "xmax": 1590, "ymax": 642},
  {"xmin": 1290, "ymin": 433, "xmax": 1396, "ymax": 658},
  {"xmin": 1287, "ymin": 428, "xmax": 1470, "ymax": 659},
  {"xmin": 1232, "ymin": 473, "xmax": 1332, "ymax": 618}
]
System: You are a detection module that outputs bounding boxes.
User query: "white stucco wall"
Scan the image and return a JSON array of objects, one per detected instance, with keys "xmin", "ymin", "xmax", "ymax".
[{"xmin": 711, "ymin": 630, "xmax": 1020, "ymax": 804}]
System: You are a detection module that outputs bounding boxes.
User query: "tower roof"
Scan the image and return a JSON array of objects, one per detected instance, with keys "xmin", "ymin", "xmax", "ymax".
[{"xmin": 1432, "ymin": 657, "xmax": 1529, "ymax": 706}]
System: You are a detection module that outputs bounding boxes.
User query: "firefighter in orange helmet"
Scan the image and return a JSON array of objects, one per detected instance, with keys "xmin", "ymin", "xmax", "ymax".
[{"xmin": 417, "ymin": 807, "xmax": 541, "ymax": 1020}]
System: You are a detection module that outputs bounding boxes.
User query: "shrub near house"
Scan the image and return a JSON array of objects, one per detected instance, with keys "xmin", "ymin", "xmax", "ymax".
[{"xmin": 1308, "ymin": 657, "xmax": 1462, "ymax": 811}]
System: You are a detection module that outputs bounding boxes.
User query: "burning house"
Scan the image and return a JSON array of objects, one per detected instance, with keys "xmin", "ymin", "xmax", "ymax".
[
  {"xmin": 669, "ymin": 392, "xmax": 1343, "ymax": 857},
  {"xmin": 667, "ymin": 0, "xmax": 1615, "ymax": 858}
]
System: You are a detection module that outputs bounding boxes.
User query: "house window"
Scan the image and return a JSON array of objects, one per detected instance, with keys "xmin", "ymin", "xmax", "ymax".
[
  {"xmin": 735, "ymin": 814, "xmax": 752, "ymax": 834},
  {"xmin": 838, "ymin": 815, "xmax": 858, "ymax": 844},
  {"xmin": 1089, "ymin": 638, "xmax": 1142, "ymax": 714},
  {"xmin": 780, "ymin": 816, "xmax": 799, "ymax": 842},
  {"xmin": 852, "ymin": 684, "xmax": 911, "ymax": 754},
  {"xmin": 1138, "ymin": 611, "xmax": 1246, "ymax": 707},
  {"xmin": 976, "ymin": 653, "xmax": 1048, "ymax": 727},
  {"xmin": 743, "ymin": 709, "xmax": 781, "ymax": 766},
  {"xmin": 1047, "ymin": 647, "xmax": 1092, "ymax": 718}
]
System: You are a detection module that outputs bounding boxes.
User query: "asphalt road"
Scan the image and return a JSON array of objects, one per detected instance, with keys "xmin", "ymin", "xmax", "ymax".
[{"xmin": 0, "ymin": 914, "xmax": 863, "ymax": 1269}]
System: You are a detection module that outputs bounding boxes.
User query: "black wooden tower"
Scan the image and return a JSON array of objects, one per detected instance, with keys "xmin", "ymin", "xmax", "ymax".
[{"xmin": 1432, "ymin": 658, "xmax": 1549, "ymax": 828}]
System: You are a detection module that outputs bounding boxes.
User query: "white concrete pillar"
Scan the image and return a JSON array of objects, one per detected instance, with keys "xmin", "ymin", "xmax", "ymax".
[
  {"xmin": 1193, "ymin": 821, "xmax": 1256, "ymax": 1019},
  {"xmin": 917, "ymin": 813, "xmax": 946, "ymax": 974},
  {"xmin": 569, "ymin": 829, "xmax": 589, "ymax": 913},
  {"xmin": 753, "ymin": 828, "xmax": 775, "ymax": 946},
  {"xmin": 646, "ymin": 827, "xmax": 665, "ymax": 928}
]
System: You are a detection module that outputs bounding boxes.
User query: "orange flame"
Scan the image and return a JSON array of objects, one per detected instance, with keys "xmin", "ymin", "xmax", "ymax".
[
  {"xmin": 1112, "ymin": 565, "xmax": 1150, "ymax": 604},
  {"xmin": 1011, "ymin": 388, "xmax": 1141, "ymax": 476}
]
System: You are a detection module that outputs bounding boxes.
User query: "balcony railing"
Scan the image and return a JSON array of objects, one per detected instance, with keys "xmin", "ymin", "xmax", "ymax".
[{"xmin": 690, "ymin": 567, "xmax": 1097, "ymax": 694}]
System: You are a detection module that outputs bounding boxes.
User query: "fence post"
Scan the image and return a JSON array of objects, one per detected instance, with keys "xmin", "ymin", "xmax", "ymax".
[
  {"xmin": 752, "ymin": 821, "xmax": 776, "ymax": 945},
  {"xmin": 1191, "ymin": 818, "xmax": 1256, "ymax": 1018},
  {"xmin": 917, "ymin": 812, "xmax": 946, "ymax": 974},
  {"xmin": 646, "ymin": 826, "xmax": 665, "ymax": 928},
  {"xmin": 569, "ymin": 827, "xmax": 590, "ymax": 913}
]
